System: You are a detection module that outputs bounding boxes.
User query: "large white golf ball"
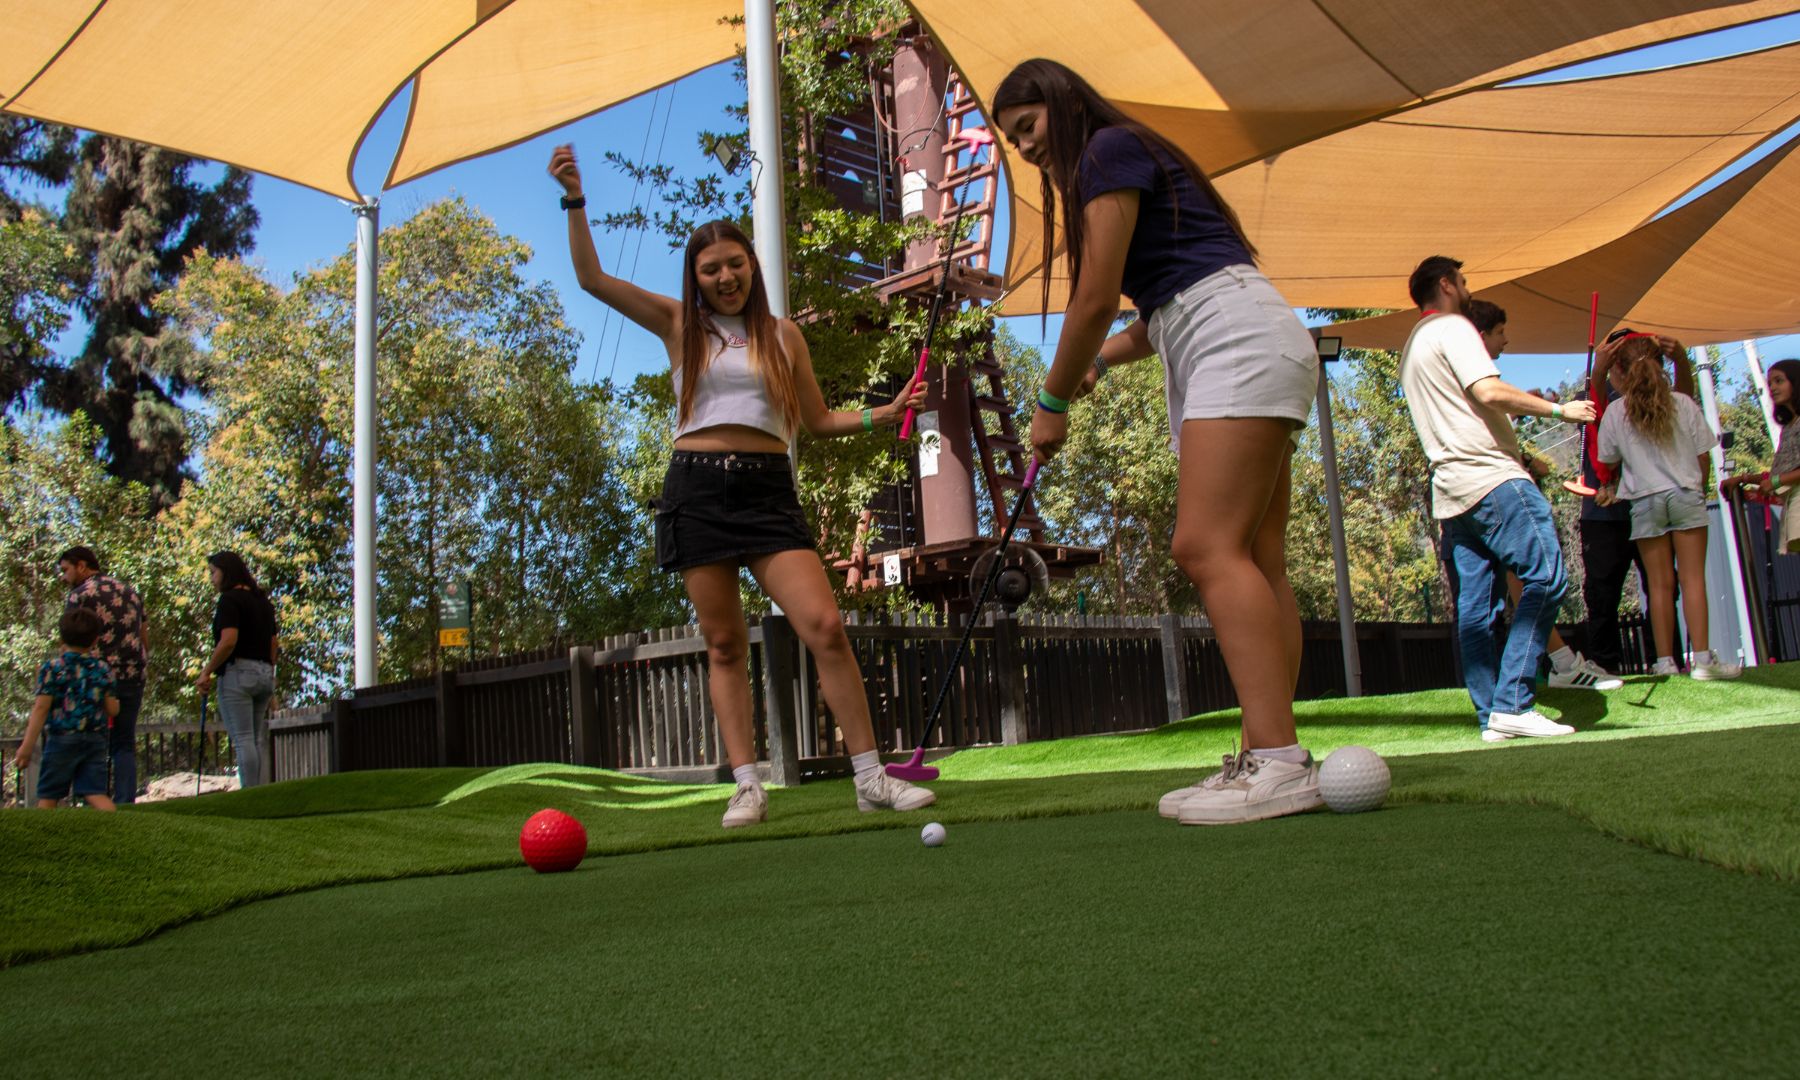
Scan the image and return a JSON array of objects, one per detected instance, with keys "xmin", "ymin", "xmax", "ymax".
[
  {"xmin": 921, "ymin": 822, "xmax": 946, "ymax": 847},
  {"xmin": 1318, "ymin": 746, "xmax": 1390, "ymax": 813}
]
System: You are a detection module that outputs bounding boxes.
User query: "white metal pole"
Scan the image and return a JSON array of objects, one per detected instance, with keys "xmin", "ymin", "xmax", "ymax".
[
  {"xmin": 744, "ymin": 0, "xmax": 789, "ymax": 319},
  {"xmin": 1743, "ymin": 339, "xmax": 1780, "ymax": 448},
  {"xmin": 353, "ymin": 202, "xmax": 379, "ymax": 687},
  {"xmin": 1315, "ymin": 365, "xmax": 1363, "ymax": 696},
  {"xmin": 1693, "ymin": 348, "xmax": 1759, "ymax": 666}
]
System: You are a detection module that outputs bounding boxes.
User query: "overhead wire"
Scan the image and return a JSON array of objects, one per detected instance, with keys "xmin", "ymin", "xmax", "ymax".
[
  {"xmin": 586, "ymin": 85, "xmax": 666, "ymax": 386},
  {"xmin": 608, "ymin": 82, "xmax": 679, "ymax": 384}
]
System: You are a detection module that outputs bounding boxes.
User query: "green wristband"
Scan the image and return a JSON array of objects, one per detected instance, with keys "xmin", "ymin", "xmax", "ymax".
[
  {"xmin": 861, "ymin": 407, "xmax": 874, "ymax": 432},
  {"xmin": 1551, "ymin": 402, "xmax": 1563, "ymax": 419},
  {"xmin": 1037, "ymin": 388, "xmax": 1070, "ymax": 414}
]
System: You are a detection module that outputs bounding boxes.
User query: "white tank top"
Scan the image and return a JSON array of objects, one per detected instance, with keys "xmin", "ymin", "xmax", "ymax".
[{"xmin": 672, "ymin": 314, "xmax": 791, "ymax": 443}]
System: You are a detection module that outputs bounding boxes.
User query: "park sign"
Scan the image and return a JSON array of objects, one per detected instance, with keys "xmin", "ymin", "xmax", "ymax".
[{"xmin": 439, "ymin": 579, "xmax": 472, "ymax": 649}]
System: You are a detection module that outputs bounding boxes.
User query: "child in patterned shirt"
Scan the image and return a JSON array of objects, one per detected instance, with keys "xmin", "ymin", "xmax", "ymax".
[{"xmin": 14, "ymin": 607, "xmax": 121, "ymax": 809}]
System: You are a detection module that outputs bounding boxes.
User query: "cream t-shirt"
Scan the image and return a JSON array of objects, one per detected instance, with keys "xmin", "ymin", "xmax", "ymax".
[{"xmin": 1398, "ymin": 313, "xmax": 1529, "ymax": 519}]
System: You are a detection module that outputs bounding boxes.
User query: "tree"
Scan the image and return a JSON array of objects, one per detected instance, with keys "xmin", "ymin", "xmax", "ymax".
[
  {"xmin": 16, "ymin": 135, "xmax": 257, "ymax": 506},
  {"xmin": 163, "ymin": 199, "xmax": 674, "ymax": 692}
]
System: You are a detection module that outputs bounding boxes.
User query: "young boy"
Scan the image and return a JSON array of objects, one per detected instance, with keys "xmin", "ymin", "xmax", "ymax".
[{"xmin": 14, "ymin": 607, "xmax": 121, "ymax": 810}]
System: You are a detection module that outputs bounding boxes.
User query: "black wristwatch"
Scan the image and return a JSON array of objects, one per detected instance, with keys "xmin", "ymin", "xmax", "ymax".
[{"xmin": 559, "ymin": 194, "xmax": 587, "ymax": 211}]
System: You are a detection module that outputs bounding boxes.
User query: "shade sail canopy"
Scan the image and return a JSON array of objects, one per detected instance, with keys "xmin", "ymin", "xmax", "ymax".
[
  {"xmin": 903, "ymin": 0, "xmax": 1800, "ymax": 313},
  {"xmin": 1230, "ymin": 41, "xmax": 1800, "ymax": 309},
  {"xmin": 1, "ymin": 0, "xmax": 740, "ymax": 201},
  {"xmin": 1329, "ymin": 135, "xmax": 1800, "ymax": 353}
]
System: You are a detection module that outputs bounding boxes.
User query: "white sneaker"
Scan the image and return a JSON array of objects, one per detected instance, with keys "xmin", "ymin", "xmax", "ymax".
[
  {"xmin": 1690, "ymin": 652, "xmax": 1742, "ymax": 681},
  {"xmin": 721, "ymin": 782, "xmax": 767, "ymax": 829},
  {"xmin": 1158, "ymin": 766, "xmax": 1222, "ymax": 818},
  {"xmin": 1548, "ymin": 653, "xmax": 1624, "ymax": 691},
  {"xmin": 1176, "ymin": 751, "xmax": 1322, "ymax": 825},
  {"xmin": 1481, "ymin": 728, "xmax": 1515, "ymax": 743},
  {"xmin": 1652, "ymin": 658, "xmax": 1681, "ymax": 676},
  {"xmin": 1486, "ymin": 709, "xmax": 1575, "ymax": 738},
  {"xmin": 854, "ymin": 771, "xmax": 935, "ymax": 812}
]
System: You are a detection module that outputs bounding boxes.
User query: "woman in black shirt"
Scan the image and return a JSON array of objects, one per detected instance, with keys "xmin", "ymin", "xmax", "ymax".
[{"xmin": 195, "ymin": 550, "xmax": 279, "ymax": 787}]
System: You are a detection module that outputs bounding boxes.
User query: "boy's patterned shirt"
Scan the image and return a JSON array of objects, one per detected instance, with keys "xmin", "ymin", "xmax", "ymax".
[{"xmin": 36, "ymin": 652, "xmax": 115, "ymax": 733}]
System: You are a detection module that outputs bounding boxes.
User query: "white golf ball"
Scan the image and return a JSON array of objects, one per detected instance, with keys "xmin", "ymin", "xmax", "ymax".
[
  {"xmin": 1318, "ymin": 746, "xmax": 1390, "ymax": 813},
  {"xmin": 920, "ymin": 822, "xmax": 946, "ymax": 847}
]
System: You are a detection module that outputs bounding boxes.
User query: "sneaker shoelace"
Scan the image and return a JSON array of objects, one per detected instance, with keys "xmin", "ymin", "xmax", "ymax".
[
  {"xmin": 1202, "ymin": 751, "xmax": 1260, "ymax": 789},
  {"xmin": 728, "ymin": 783, "xmax": 761, "ymax": 809}
]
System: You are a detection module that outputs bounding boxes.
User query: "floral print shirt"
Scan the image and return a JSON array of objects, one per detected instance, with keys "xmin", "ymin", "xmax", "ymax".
[
  {"xmin": 65, "ymin": 574, "xmax": 147, "ymax": 685},
  {"xmin": 35, "ymin": 651, "xmax": 114, "ymax": 734}
]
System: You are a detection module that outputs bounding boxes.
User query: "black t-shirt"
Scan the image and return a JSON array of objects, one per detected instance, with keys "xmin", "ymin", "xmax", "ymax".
[
  {"xmin": 1075, "ymin": 126, "xmax": 1254, "ymax": 315},
  {"xmin": 213, "ymin": 588, "xmax": 278, "ymax": 663}
]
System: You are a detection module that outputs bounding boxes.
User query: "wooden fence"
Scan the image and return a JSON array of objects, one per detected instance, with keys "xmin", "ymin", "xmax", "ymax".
[{"xmin": 262, "ymin": 613, "xmax": 1495, "ymax": 788}]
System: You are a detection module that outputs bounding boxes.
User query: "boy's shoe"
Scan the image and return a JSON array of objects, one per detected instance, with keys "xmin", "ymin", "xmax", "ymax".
[
  {"xmin": 722, "ymin": 782, "xmax": 767, "ymax": 829},
  {"xmin": 1690, "ymin": 652, "xmax": 1742, "ymax": 681},
  {"xmin": 1487, "ymin": 709, "xmax": 1575, "ymax": 738},
  {"xmin": 855, "ymin": 771, "xmax": 935, "ymax": 812},
  {"xmin": 1549, "ymin": 654, "xmax": 1624, "ymax": 691},
  {"xmin": 1652, "ymin": 658, "xmax": 1681, "ymax": 676},
  {"xmin": 1481, "ymin": 728, "xmax": 1515, "ymax": 743},
  {"xmin": 1176, "ymin": 751, "xmax": 1322, "ymax": 825}
]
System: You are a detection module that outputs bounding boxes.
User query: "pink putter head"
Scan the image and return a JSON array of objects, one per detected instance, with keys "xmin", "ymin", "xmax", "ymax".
[{"xmin": 959, "ymin": 127, "xmax": 995, "ymax": 148}]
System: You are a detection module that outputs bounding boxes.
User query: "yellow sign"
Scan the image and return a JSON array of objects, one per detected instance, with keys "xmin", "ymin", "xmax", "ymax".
[{"xmin": 439, "ymin": 627, "xmax": 470, "ymax": 648}]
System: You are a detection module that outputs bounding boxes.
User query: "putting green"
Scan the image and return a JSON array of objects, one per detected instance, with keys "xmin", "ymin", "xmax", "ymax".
[{"xmin": 4, "ymin": 803, "xmax": 1797, "ymax": 1078}]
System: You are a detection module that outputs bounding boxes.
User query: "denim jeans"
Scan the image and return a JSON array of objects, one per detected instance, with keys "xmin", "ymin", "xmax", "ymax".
[
  {"xmin": 108, "ymin": 681, "xmax": 144, "ymax": 803},
  {"xmin": 1442, "ymin": 479, "xmax": 1569, "ymax": 728},
  {"xmin": 218, "ymin": 660, "xmax": 275, "ymax": 787}
]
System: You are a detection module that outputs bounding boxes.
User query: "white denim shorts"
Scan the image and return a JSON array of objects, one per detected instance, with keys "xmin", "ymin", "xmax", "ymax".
[
  {"xmin": 1628, "ymin": 487, "xmax": 1709, "ymax": 541},
  {"xmin": 1146, "ymin": 264, "xmax": 1318, "ymax": 455}
]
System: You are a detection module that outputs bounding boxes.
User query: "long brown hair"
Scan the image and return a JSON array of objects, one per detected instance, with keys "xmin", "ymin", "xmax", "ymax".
[
  {"xmin": 678, "ymin": 220, "xmax": 798, "ymax": 436},
  {"xmin": 1616, "ymin": 337, "xmax": 1675, "ymax": 443},
  {"xmin": 991, "ymin": 58, "xmax": 1257, "ymax": 316}
]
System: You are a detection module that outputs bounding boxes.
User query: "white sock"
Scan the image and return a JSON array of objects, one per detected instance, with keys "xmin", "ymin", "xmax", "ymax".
[
  {"xmin": 851, "ymin": 750, "xmax": 882, "ymax": 784},
  {"xmin": 1249, "ymin": 743, "xmax": 1308, "ymax": 765},
  {"xmin": 1549, "ymin": 646, "xmax": 1575, "ymax": 672},
  {"xmin": 731, "ymin": 764, "xmax": 760, "ymax": 788}
]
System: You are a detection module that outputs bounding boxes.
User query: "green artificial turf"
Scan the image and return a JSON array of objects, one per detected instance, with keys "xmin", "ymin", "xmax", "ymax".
[{"xmin": 4, "ymin": 804, "xmax": 1798, "ymax": 1078}]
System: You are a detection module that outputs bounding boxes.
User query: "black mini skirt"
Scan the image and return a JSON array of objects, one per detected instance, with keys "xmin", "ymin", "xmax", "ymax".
[{"xmin": 652, "ymin": 451, "xmax": 817, "ymax": 573}]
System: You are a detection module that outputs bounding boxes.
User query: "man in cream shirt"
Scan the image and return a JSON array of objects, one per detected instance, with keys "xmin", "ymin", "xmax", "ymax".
[{"xmin": 1398, "ymin": 256, "xmax": 1596, "ymax": 741}]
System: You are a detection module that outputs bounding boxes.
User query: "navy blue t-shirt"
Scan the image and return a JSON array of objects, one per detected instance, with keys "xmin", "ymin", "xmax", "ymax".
[{"xmin": 1074, "ymin": 126, "xmax": 1253, "ymax": 315}]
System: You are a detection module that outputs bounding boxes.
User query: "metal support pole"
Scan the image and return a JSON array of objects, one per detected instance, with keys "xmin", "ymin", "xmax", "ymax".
[
  {"xmin": 1743, "ymin": 339, "xmax": 1781, "ymax": 448},
  {"xmin": 1693, "ymin": 349, "xmax": 1760, "ymax": 666},
  {"xmin": 744, "ymin": 0, "xmax": 789, "ymax": 319},
  {"xmin": 1316, "ymin": 365, "xmax": 1362, "ymax": 696},
  {"xmin": 352, "ymin": 202, "xmax": 379, "ymax": 687}
]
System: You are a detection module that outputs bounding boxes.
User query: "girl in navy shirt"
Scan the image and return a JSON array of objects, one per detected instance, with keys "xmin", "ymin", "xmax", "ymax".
[{"xmin": 995, "ymin": 59, "xmax": 1321, "ymax": 825}]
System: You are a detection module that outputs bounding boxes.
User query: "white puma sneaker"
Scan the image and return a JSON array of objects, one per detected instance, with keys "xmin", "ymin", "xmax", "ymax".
[
  {"xmin": 1689, "ymin": 651, "xmax": 1742, "ymax": 680},
  {"xmin": 854, "ymin": 771, "xmax": 936, "ymax": 812},
  {"xmin": 1486, "ymin": 709, "xmax": 1575, "ymax": 738},
  {"xmin": 1175, "ymin": 751, "xmax": 1323, "ymax": 825},
  {"xmin": 721, "ymin": 782, "xmax": 767, "ymax": 829}
]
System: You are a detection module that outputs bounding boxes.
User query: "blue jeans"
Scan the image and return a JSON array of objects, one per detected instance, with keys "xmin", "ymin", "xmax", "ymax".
[
  {"xmin": 218, "ymin": 660, "xmax": 275, "ymax": 788},
  {"xmin": 1442, "ymin": 479, "xmax": 1569, "ymax": 728},
  {"xmin": 108, "ymin": 681, "xmax": 144, "ymax": 803}
]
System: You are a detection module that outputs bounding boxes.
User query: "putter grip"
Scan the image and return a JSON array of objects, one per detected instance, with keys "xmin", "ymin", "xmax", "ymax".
[
  {"xmin": 897, "ymin": 348, "xmax": 932, "ymax": 440},
  {"xmin": 1023, "ymin": 460, "xmax": 1041, "ymax": 489}
]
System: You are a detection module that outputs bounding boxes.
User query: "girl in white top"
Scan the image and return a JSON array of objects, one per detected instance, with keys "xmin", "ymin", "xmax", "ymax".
[
  {"xmin": 1724, "ymin": 358, "xmax": 1800, "ymax": 556},
  {"xmin": 551, "ymin": 145, "xmax": 933, "ymax": 826},
  {"xmin": 1595, "ymin": 333, "xmax": 1737, "ymax": 679}
]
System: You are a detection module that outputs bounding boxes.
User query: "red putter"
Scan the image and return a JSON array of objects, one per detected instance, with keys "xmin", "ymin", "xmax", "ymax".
[
  {"xmin": 1563, "ymin": 290, "xmax": 1603, "ymax": 497},
  {"xmin": 898, "ymin": 127, "xmax": 997, "ymax": 441},
  {"xmin": 888, "ymin": 458, "xmax": 1041, "ymax": 781}
]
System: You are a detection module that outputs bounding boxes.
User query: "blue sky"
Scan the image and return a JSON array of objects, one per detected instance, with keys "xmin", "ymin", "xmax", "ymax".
[{"xmin": 48, "ymin": 12, "xmax": 1800, "ymax": 397}]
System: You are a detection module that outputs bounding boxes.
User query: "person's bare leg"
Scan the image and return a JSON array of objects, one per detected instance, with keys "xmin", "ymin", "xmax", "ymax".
[
  {"xmin": 681, "ymin": 562, "xmax": 757, "ymax": 769},
  {"xmin": 1172, "ymin": 418, "xmax": 1296, "ymax": 751},
  {"xmin": 83, "ymin": 794, "xmax": 116, "ymax": 811},
  {"xmin": 748, "ymin": 549, "xmax": 876, "ymax": 756},
  {"xmin": 1671, "ymin": 526, "xmax": 1711, "ymax": 654},
  {"xmin": 1636, "ymin": 535, "xmax": 1677, "ymax": 660},
  {"xmin": 1250, "ymin": 441, "xmax": 1303, "ymax": 694}
]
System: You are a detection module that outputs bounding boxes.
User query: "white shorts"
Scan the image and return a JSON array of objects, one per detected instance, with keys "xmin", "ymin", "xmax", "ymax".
[{"xmin": 1146, "ymin": 264, "xmax": 1318, "ymax": 455}]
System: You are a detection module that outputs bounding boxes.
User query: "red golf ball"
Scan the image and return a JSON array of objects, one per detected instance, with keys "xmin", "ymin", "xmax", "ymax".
[{"xmin": 519, "ymin": 808, "xmax": 587, "ymax": 873}]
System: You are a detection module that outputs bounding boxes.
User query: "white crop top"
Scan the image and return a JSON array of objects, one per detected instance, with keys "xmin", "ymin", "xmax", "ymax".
[{"xmin": 672, "ymin": 314, "xmax": 791, "ymax": 442}]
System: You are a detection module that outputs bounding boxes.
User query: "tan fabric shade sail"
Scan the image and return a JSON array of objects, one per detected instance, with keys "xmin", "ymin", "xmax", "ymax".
[
  {"xmin": 1, "ymin": 0, "xmax": 740, "ymax": 201},
  {"xmin": 1329, "ymin": 134, "xmax": 1800, "ymax": 353},
  {"xmin": 903, "ymin": 0, "xmax": 1800, "ymax": 314}
]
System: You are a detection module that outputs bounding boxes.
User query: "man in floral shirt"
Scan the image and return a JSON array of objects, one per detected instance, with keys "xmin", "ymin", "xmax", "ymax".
[{"xmin": 59, "ymin": 546, "xmax": 148, "ymax": 803}]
